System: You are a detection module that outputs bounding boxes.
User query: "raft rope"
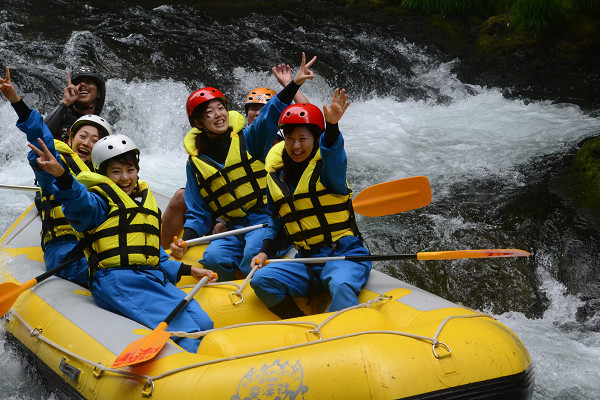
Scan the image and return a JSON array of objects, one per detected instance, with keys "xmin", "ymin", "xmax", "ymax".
[{"xmin": 8, "ymin": 295, "xmax": 494, "ymax": 397}]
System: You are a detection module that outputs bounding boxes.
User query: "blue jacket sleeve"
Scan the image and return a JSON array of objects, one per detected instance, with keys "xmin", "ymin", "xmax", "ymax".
[
  {"xmin": 158, "ymin": 247, "xmax": 184, "ymax": 283},
  {"xmin": 17, "ymin": 109, "xmax": 58, "ymax": 161},
  {"xmin": 16, "ymin": 109, "xmax": 68, "ymax": 197},
  {"xmin": 319, "ymin": 132, "xmax": 348, "ymax": 195},
  {"xmin": 52, "ymin": 176, "xmax": 109, "ymax": 232},
  {"xmin": 182, "ymin": 161, "xmax": 213, "ymax": 237},
  {"xmin": 244, "ymin": 95, "xmax": 289, "ymax": 161}
]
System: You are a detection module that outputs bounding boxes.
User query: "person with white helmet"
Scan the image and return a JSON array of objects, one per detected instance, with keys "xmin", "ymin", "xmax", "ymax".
[
  {"xmin": 168, "ymin": 52, "xmax": 316, "ymax": 282},
  {"xmin": 29, "ymin": 133, "xmax": 217, "ymax": 354},
  {"xmin": 44, "ymin": 66, "xmax": 107, "ymax": 143},
  {"xmin": 1, "ymin": 66, "xmax": 111, "ymax": 287}
]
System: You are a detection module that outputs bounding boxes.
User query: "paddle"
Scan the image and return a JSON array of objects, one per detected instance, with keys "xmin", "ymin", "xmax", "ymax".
[
  {"xmin": 263, "ymin": 249, "xmax": 530, "ymax": 265},
  {"xmin": 352, "ymin": 176, "xmax": 431, "ymax": 217},
  {"xmin": 179, "ymin": 176, "xmax": 432, "ymax": 248},
  {"xmin": 111, "ymin": 273, "xmax": 214, "ymax": 369},
  {"xmin": 184, "ymin": 223, "xmax": 269, "ymax": 248},
  {"xmin": 0, "ymin": 246, "xmax": 84, "ymax": 318},
  {"xmin": 0, "ymin": 184, "xmax": 38, "ymax": 192}
]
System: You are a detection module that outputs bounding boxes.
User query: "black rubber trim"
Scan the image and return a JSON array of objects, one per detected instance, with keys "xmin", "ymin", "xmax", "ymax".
[
  {"xmin": 3, "ymin": 329, "xmax": 85, "ymax": 400},
  {"xmin": 400, "ymin": 364, "xmax": 535, "ymax": 400}
]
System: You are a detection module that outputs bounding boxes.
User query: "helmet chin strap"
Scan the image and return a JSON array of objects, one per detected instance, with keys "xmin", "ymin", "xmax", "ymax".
[{"xmin": 74, "ymin": 100, "xmax": 96, "ymax": 113}]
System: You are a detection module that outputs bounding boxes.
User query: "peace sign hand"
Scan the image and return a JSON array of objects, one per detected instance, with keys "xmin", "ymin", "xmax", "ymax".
[
  {"xmin": 62, "ymin": 72, "xmax": 80, "ymax": 106},
  {"xmin": 292, "ymin": 52, "xmax": 317, "ymax": 86},
  {"xmin": 28, "ymin": 138, "xmax": 66, "ymax": 177},
  {"xmin": 0, "ymin": 66, "xmax": 21, "ymax": 103},
  {"xmin": 323, "ymin": 88, "xmax": 350, "ymax": 125}
]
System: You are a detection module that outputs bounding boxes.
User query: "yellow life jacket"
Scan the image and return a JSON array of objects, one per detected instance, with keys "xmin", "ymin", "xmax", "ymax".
[
  {"xmin": 183, "ymin": 111, "xmax": 267, "ymax": 221},
  {"xmin": 75, "ymin": 172, "xmax": 161, "ymax": 272},
  {"xmin": 40, "ymin": 140, "xmax": 91, "ymax": 246},
  {"xmin": 265, "ymin": 142, "xmax": 356, "ymax": 251}
]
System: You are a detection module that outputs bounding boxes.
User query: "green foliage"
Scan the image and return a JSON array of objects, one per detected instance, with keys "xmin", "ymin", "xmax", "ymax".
[
  {"xmin": 510, "ymin": 0, "xmax": 561, "ymax": 34},
  {"xmin": 571, "ymin": 0, "xmax": 600, "ymax": 13},
  {"xmin": 401, "ymin": 0, "xmax": 495, "ymax": 17}
]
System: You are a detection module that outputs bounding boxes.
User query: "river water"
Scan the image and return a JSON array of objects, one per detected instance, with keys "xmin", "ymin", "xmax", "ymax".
[{"xmin": 1, "ymin": 1, "xmax": 600, "ymax": 399}]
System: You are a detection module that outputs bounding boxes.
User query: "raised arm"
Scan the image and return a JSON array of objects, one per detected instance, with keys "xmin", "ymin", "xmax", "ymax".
[
  {"xmin": 44, "ymin": 71, "xmax": 80, "ymax": 136},
  {"xmin": 27, "ymin": 138, "xmax": 65, "ymax": 177},
  {"xmin": 272, "ymin": 63, "xmax": 310, "ymax": 104},
  {"xmin": 0, "ymin": 66, "xmax": 21, "ymax": 103}
]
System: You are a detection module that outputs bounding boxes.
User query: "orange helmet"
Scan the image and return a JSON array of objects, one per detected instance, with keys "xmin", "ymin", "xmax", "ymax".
[
  {"xmin": 186, "ymin": 87, "xmax": 227, "ymax": 117},
  {"xmin": 245, "ymin": 87, "xmax": 276, "ymax": 113}
]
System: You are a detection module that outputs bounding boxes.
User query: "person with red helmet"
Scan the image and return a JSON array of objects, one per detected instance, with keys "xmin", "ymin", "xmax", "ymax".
[
  {"xmin": 160, "ymin": 63, "xmax": 312, "ymax": 251},
  {"xmin": 249, "ymin": 89, "xmax": 372, "ymax": 319},
  {"xmin": 169, "ymin": 53, "xmax": 317, "ymax": 282},
  {"xmin": 44, "ymin": 66, "xmax": 107, "ymax": 143}
]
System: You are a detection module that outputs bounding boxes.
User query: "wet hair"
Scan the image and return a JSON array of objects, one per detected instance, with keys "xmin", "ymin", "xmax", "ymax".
[{"xmin": 98, "ymin": 150, "xmax": 140, "ymax": 176}]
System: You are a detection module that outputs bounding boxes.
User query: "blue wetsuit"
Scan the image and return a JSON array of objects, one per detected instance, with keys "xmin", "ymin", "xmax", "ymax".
[
  {"xmin": 52, "ymin": 173, "xmax": 213, "ymax": 353},
  {"xmin": 250, "ymin": 127, "xmax": 372, "ymax": 312},
  {"xmin": 182, "ymin": 83, "xmax": 300, "ymax": 281},
  {"xmin": 12, "ymin": 102, "xmax": 89, "ymax": 286}
]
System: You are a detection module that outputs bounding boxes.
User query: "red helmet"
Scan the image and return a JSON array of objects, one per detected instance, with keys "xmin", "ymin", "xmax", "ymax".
[
  {"xmin": 278, "ymin": 103, "xmax": 325, "ymax": 131},
  {"xmin": 186, "ymin": 87, "xmax": 227, "ymax": 116}
]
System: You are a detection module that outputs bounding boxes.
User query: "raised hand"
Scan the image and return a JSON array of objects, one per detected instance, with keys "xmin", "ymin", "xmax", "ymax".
[
  {"xmin": 28, "ymin": 138, "xmax": 65, "ymax": 177},
  {"xmin": 62, "ymin": 72, "xmax": 80, "ymax": 106},
  {"xmin": 272, "ymin": 63, "xmax": 293, "ymax": 87},
  {"xmin": 0, "ymin": 66, "xmax": 21, "ymax": 103},
  {"xmin": 323, "ymin": 88, "xmax": 350, "ymax": 124},
  {"xmin": 292, "ymin": 52, "xmax": 317, "ymax": 86}
]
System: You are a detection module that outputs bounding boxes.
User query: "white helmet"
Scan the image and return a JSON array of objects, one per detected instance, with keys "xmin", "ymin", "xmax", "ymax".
[
  {"xmin": 91, "ymin": 134, "xmax": 139, "ymax": 172},
  {"xmin": 70, "ymin": 115, "xmax": 113, "ymax": 141}
]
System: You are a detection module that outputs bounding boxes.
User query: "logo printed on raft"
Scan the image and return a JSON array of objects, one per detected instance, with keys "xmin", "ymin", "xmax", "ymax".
[{"xmin": 232, "ymin": 359, "xmax": 308, "ymax": 400}]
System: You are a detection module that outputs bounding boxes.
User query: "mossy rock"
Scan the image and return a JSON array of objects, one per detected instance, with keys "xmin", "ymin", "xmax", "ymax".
[
  {"xmin": 572, "ymin": 136, "xmax": 600, "ymax": 213},
  {"xmin": 426, "ymin": 14, "xmax": 470, "ymax": 54},
  {"xmin": 478, "ymin": 14, "xmax": 512, "ymax": 37},
  {"xmin": 473, "ymin": 32, "xmax": 536, "ymax": 58}
]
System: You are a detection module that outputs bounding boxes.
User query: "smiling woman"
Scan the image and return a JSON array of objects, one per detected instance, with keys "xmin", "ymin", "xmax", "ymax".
[
  {"xmin": 68, "ymin": 114, "xmax": 113, "ymax": 162},
  {"xmin": 27, "ymin": 132, "xmax": 218, "ymax": 355},
  {"xmin": 0, "ymin": 66, "xmax": 113, "ymax": 287}
]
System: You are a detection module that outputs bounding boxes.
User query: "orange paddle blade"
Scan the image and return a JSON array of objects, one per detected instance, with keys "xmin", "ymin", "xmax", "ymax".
[
  {"xmin": 111, "ymin": 322, "xmax": 170, "ymax": 369},
  {"xmin": 417, "ymin": 249, "xmax": 531, "ymax": 261},
  {"xmin": 352, "ymin": 176, "xmax": 432, "ymax": 217},
  {"xmin": 111, "ymin": 275, "xmax": 211, "ymax": 368},
  {"xmin": 0, "ymin": 279, "xmax": 38, "ymax": 318}
]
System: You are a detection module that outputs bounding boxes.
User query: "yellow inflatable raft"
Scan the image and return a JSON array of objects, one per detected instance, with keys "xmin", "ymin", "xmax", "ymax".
[{"xmin": 0, "ymin": 197, "xmax": 534, "ymax": 399}]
